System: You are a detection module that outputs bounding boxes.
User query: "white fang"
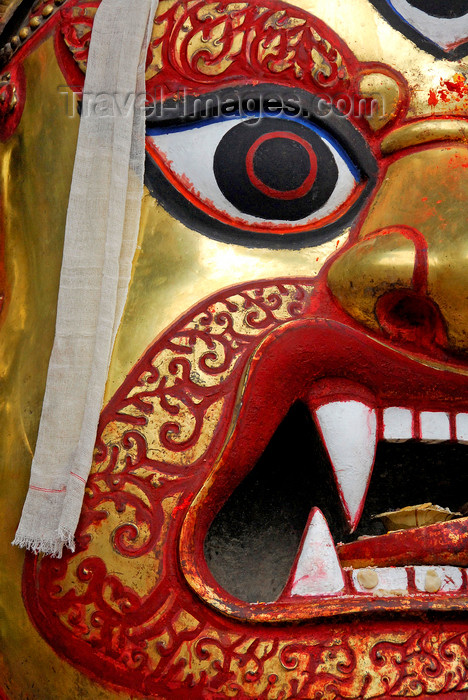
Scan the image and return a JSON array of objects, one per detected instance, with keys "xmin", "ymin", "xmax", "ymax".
[
  {"xmin": 315, "ymin": 400, "xmax": 377, "ymax": 531},
  {"xmin": 290, "ymin": 508, "xmax": 345, "ymax": 597}
]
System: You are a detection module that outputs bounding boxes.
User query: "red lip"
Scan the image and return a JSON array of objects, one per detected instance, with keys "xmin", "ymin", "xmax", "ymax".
[
  {"xmin": 338, "ymin": 516, "xmax": 468, "ymax": 569},
  {"xmin": 21, "ymin": 278, "xmax": 468, "ymax": 696},
  {"xmin": 180, "ymin": 315, "xmax": 468, "ymax": 621}
]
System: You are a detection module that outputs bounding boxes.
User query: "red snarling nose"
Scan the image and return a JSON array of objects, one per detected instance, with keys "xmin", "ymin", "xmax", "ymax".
[
  {"xmin": 376, "ymin": 289, "xmax": 448, "ymax": 352},
  {"xmin": 328, "ymin": 145, "xmax": 468, "ymax": 357}
]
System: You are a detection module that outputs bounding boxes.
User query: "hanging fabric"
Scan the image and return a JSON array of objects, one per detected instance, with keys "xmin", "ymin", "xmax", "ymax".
[{"xmin": 13, "ymin": 0, "xmax": 159, "ymax": 556}]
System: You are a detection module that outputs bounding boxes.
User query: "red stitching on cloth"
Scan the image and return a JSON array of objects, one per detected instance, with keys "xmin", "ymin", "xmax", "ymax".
[
  {"xmin": 29, "ymin": 485, "xmax": 66, "ymax": 493},
  {"xmin": 70, "ymin": 471, "xmax": 86, "ymax": 484}
]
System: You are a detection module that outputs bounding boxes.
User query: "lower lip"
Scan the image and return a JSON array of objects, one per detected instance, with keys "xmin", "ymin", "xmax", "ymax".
[
  {"xmin": 181, "ymin": 317, "xmax": 468, "ymax": 621},
  {"xmin": 338, "ymin": 516, "xmax": 468, "ymax": 569}
]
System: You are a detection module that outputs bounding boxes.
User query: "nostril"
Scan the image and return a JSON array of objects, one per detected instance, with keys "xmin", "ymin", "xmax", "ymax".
[
  {"xmin": 376, "ymin": 290, "xmax": 448, "ymax": 350},
  {"xmin": 381, "ymin": 293, "xmax": 437, "ymax": 330}
]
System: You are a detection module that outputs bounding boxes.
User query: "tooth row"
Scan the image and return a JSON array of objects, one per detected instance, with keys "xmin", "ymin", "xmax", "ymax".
[
  {"xmin": 286, "ymin": 509, "xmax": 468, "ymax": 599},
  {"xmin": 311, "ymin": 401, "xmax": 467, "ymax": 532},
  {"xmin": 352, "ymin": 565, "xmax": 465, "ymax": 595},
  {"xmin": 383, "ymin": 407, "xmax": 468, "ymax": 443},
  {"xmin": 290, "ymin": 564, "xmax": 467, "ymax": 598},
  {"xmin": 285, "ymin": 399, "xmax": 468, "ymax": 602}
]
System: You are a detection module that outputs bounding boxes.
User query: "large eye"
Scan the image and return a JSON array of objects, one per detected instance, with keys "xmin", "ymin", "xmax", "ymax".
[
  {"xmin": 372, "ymin": 0, "xmax": 468, "ymax": 53},
  {"xmin": 146, "ymin": 114, "xmax": 366, "ymax": 240},
  {"xmin": 404, "ymin": 0, "xmax": 467, "ymax": 18}
]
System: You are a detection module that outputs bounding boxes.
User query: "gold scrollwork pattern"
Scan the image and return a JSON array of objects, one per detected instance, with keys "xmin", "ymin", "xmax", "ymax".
[
  {"xmin": 59, "ymin": 0, "xmax": 351, "ymax": 96},
  {"xmin": 23, "ymin": 280, "xmax": 468, "ymax": 698}
]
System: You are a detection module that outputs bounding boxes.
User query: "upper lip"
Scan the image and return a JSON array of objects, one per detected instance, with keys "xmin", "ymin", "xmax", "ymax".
[{"xmin": 179, "ymin": 316, "xmax": 468, "ymax": 621}]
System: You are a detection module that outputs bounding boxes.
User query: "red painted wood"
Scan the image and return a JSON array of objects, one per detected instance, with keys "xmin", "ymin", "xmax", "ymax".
[{"xmin": 338, "ymin": 516, "xmax": 468, "ymax": 568}]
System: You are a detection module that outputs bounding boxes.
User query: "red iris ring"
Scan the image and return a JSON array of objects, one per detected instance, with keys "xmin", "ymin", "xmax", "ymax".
[{"xmin": 245, "ymin": 131, "xmax": 318, "ymax": 201}]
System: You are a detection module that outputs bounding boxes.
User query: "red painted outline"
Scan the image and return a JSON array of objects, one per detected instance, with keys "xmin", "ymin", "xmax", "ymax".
[
  {"xmin": 245, "ymin": 131, "xmax": 318, "ymax": 200},
  {"xmin": 146, "ymin": 137, "xmax": 365, "ymax": 234},
  {"xmin": 70, "ymin": 471, "xmax": 86, "ymax": 484}
]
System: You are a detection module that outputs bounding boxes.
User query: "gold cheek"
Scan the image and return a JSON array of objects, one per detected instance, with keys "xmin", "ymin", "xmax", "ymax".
[
  {"xmin": 0, "ymin": 38, "xmax": 115, "ymax": 700},
  {"xmin": 328, "ymin": 146, "xmax": 468, "ymax": 354},
  {"xmin": 105, "ymin": 194, "xmax": 349, "ymax": 400}
]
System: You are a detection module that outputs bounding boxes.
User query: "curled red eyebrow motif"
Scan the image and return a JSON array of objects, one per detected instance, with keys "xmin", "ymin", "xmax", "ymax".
[{"xmin": 60, "ymin": 0, "xmax": 358, "ymax": 100}]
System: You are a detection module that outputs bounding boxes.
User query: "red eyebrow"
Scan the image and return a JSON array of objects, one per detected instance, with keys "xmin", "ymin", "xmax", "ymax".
[
  {"xmin": 145, "ymin": 0, "xmax": 358, "ymax": 100},
  {"xmin": 59, "ymin": 0, "xmax": 361, "ymax": 100}
]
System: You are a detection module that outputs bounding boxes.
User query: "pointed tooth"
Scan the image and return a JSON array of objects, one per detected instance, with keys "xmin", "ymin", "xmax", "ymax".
[
  {"xmin": 289, "ymin": 508, "xmax": 345, "ymax": 597},
  {"xmin": 314, "ymin": 400, "xmax": 377, "ymax": 531}
]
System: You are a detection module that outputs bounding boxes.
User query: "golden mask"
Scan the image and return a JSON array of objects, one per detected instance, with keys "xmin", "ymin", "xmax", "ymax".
[{"xmin": 3, "ymin": 0, "xmax": 468, "ymax": 697}]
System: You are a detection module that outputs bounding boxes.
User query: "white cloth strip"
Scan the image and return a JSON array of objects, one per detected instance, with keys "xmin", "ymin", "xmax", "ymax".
[{"xmin": 13, "ymin": 0, "xmax": 158, "ymax": 557}]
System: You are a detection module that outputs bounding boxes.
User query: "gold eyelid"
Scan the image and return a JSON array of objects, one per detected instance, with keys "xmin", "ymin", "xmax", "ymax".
[{"xmin": 381, "ymin": 119, "xmax": 468, "ymax": 155}]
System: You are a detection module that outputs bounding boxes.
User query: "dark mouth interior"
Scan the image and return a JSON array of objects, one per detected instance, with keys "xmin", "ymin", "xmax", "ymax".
[{"xmin": 204, "ymin": 402, "xmax": 468, "ymax": 603}]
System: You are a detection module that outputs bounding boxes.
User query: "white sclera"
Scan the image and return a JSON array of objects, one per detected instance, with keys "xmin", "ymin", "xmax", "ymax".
[
  {"xmin": 389, "ymin": 0, "xmax": 468, "ymax": 51},
  {"xmin": 147, "ymin": 117, "xmax": 358, "ymax": 229}
]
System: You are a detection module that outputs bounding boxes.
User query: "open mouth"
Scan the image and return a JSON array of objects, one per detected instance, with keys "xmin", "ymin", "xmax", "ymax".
[
  {"xmin": 179, "ymin": 317, "xmax": 468, "ymax": 621},
  {"xmin": 205, "ymin": 402, "xmax": 468, "ymax": 602}
]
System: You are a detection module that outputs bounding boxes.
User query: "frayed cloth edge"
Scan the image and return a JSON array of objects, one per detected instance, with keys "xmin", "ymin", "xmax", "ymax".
[{"xmin": 12, "ymin": 531, "xmax": 75, "ymax": 558}]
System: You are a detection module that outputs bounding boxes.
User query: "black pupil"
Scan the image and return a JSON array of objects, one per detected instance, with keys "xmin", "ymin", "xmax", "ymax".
[
  {"xmin": 406, "ymin": 0, "xmax": 467, "ymax": 18},
  {"xmin": 253, "ymin": 138, "xmax": 311, "ymax": 192},
  {"xmin": 213, "ymin": 117, "xmax": 339, "ymax": 222}
]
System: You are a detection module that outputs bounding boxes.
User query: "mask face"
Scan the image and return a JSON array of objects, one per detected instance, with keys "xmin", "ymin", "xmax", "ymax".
[{"xmin": 3, "ymin": 0, "xmax": 468, "ymax": 697}]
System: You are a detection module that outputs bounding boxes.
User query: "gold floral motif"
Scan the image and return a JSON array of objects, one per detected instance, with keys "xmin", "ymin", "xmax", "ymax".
[
  {"xmin": 147, "ymin": 1, "xmax": 349, "ymax": 85},
  {"xmin": 57, "ymin": 0, "xmax": 349, "ymax": 93},
  {"xmin": 99, "ymin": 282, "xmax": 313, "ymax": 469}
]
